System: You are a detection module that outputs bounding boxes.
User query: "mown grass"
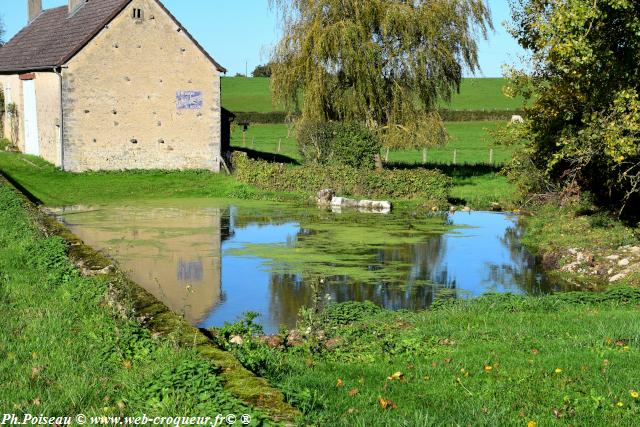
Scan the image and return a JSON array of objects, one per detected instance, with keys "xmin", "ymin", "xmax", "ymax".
[
  {"xmin": 221, "ymin": 77, "xmax": 525, "ymax": 113},
  {"xmin": 220, "ymin": 291, "xmax": 640, "ymax": 426},
  {"xmin": 0, "ymin": 183, "xmax": 269, "ymax": 422},
  {"xmin": 0, "ymin": 151, "xmax": 285, "ymax": 207}
]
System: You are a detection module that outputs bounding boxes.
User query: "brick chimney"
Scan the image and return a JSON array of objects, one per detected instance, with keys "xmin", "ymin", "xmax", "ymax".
[
  {"xmin": 69, "ymin": 0, "xmax": 86, "ymax": 14},
  {"xmin": 27, "ymin": 0, "xmax": 42, "ymax": 23}
]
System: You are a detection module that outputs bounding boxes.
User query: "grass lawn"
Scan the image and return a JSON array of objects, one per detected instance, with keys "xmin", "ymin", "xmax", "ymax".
[
  {"xmin": 221, "ymin": 77, "xmax": 525, "ymax": 113},
  {"xmin": 0, "ymin": 151, "xmax": 268, "ymax": 206},
  {"xmin": 220, "ymin": 291, "xmax": 640, "ymax": 426},
  {"xmin": 0, "ymin": 183, "xmax": 269, "ymax": 421}
]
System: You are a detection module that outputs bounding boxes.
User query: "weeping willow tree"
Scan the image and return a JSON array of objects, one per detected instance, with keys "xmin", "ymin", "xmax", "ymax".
[{"xmin": 269, "ymin": 0, "xmax": 492, "ymax": 149}]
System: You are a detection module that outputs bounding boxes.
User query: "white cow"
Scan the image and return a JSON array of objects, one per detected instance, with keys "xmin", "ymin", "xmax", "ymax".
[{"xmin": 510, "ymin": 115, "xmax": 524, "ymax": 124}]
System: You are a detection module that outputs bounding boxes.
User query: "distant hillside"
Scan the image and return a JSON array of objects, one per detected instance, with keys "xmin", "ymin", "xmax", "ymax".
[{"xmin": 221, "ymin": 77, "xmax": 524, "ymax": 113}]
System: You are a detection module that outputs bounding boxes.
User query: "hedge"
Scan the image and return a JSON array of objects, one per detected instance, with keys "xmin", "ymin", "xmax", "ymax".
[
  {"xmin": 232, "ymin": 151, "xmax": 451, "ymax": 204},
  {"xmin": 232, "ymin": 109, "xmax": 526, "ymax": 124}
]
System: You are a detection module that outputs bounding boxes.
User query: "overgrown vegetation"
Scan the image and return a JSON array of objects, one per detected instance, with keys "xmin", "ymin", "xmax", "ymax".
[
  {"xmin": 505, "ymin": 0, "xmax": 640, "ymax": 218},
  {"xmin": 232, "ymin": 151, "xmax": 451, "ymax": 205},
  {"xmin": 0, "ymin": 183, "xmax": 269, "ymax": 421},
  {"xmin": 215, "ymin": 289, "xmax": 640, "ymax": 426},
  {"xmin": 297, "ymin": 122, "xmax": 381, "ymax": 169}
]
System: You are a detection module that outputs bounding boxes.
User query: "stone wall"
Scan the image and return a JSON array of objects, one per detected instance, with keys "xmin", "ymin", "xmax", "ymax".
[{"xmin": 62, "ymin": 0, "xmax": 222, "ymax": 172}]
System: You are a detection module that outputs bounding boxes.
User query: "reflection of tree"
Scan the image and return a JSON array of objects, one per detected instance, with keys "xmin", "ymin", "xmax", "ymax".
[
  {"xmin": 490, "ymin": 220, "xmax": 558, "ymax": 294},
  {"xmin": 267, "ymin": 271, "xmax": 450, "ymax": 327}
]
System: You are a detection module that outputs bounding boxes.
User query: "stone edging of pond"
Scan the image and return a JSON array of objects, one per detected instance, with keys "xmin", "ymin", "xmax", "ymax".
[{"xmin": 0, "ymin": 176, "xmax": 299, "ymax": 424}]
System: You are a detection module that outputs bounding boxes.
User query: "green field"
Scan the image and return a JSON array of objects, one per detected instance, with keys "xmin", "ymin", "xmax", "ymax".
[
  {"xmin": 231, "ymin": 122, "xmax": 515, "ymax": 165},
  {"xmin": 221, "ymin": 77, "xmax": 524, "ymax": 113}
]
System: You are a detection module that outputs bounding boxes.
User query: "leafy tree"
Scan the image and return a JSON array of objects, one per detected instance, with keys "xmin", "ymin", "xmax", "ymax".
[
  {"xmin": 269, "ymin": 0, "xmax": 492, "ymax": 149},
  {"xmin": 505, "ymin": 0, "xmax": 640, "ymax": 217},
  {"xmin": 252, "ymin": 64, "xmax": 272, "ymax": 78}
]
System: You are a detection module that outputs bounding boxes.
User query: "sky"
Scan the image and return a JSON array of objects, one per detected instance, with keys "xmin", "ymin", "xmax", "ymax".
[{"xmin": 0, "ymin": 0, "xmax": 526, "ymax": 77}]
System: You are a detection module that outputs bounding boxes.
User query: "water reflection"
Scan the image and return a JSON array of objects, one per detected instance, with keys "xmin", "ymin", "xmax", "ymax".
[{"xmin": 51, "ymin": 201, "xmax": 555, "ymax": 334}]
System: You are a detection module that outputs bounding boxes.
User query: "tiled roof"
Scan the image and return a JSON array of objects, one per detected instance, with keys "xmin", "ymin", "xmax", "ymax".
[{"xmin": 0, "ymin": 0, "xmax": 225, "ymax": 73}]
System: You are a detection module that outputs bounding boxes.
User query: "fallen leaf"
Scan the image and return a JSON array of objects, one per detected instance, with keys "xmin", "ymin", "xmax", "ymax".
[
  {"xmin": 552, "ymin": 408, "xmax": 562, "ymax": 418},
  {"xmin": 347, "ymin": 408, "xmax": 355, "ymax": 414},
  {"xmin": 387, "ymin": 371, "xmax": 404, "ymax": 381},
  {"xmin": 336, "ymin": 378, "xmax": 344, "ymax": 388},
  {"xmin": 31, "ymin": 367, "xmax": 39, "ymax": 379},
  {"xmin": 348, "ymin": 388, "xmax": 359, "ymax": 397},
  {"xmin": 32, "ymin": 397, "xmax": 41, "ymax": 406},
  {"xmin": 483, "ymin": 365, "xmax": 492, "ymax": 372},
  {"xmin": 431, "ymin": 362, "xmax": 437, "ymax": 368},
  {"xmin": 603, "ymin": 359, "xmax": 609, "ymax": 366},
  {"xmin": 122, "ymin": 360, "xmax": 132, "ymax": 370},
  {"xmin": 443, "ymin": 358, "xmax": 452, "ymax": 364},
  {"xmin": 531, "ymin": 348, "xmax": 540, "ymax": 355},
  {"xmin": 378, "ymin": 397, "xmax": 397, "ymax": 410}
]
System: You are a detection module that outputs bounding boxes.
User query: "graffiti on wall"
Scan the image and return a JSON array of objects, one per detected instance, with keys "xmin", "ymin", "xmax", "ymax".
[{"xmin": 176, "ymin": 91, "xmax": 203, "ymax": 110}]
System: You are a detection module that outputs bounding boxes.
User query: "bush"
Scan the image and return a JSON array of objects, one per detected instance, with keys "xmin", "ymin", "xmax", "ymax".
[
  {"xmin": 231, "ymin": 151, "xmax": 451, "ymax": 204},
  {"xmin": 297, "ymin": 122, "xmax": 381, "ymax": 169}
]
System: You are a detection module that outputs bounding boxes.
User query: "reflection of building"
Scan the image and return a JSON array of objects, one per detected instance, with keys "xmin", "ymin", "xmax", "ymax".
[{"xmin": 60, "ymin": 206, "xmax": 228, "ymax": 324}]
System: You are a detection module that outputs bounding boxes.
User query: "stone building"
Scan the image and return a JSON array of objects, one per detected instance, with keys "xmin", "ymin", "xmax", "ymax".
[{"xmin": 0, "ymin": 0, "xmax": 228, "ymax": 172}]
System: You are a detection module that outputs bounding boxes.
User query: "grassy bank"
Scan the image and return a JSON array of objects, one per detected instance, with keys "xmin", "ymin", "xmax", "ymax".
[
  {"xmin": 218, "ymin": 291, "xmax": 640, "ymax": 426},
  {"xmin": 230, "ymin": 123, "xmax": 517, "ymax": 209},
  {"xmin": 0, "ymin": 151, "xmax": 291, "ymax": 207},
  {"xmin": 0, "ymin": 182, "xmax": 271, "ymax": 422},
  {"xmin": 520, "ymin": 204, "xmax": 640, "ymax": 286},
  {"xmin": 221, "ymin": 77, "xmax": 524, "ymax": 113}
]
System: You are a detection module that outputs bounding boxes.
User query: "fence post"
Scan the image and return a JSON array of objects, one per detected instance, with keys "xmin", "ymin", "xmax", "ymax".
[
  {"xmin": 385, "ymin": 147, "xmax": 390, "ymax": 162},
  {"xmin": 489, "ymin": 148, "xmax": 494, "ymax": 164},
  {"xmin": 242, "ymin": 130, "xmax": 246, "ymax": 147},
  {"xmin": 278, "ymin": 138, "xmax": 282, "ymax": 153},
  {"xmin": 453, "ymin": 149, "xmax": 457, "ymax": 165},
  {"xmin": 422, "ymin": 148, "xmax": 427, "ymax": 164}
]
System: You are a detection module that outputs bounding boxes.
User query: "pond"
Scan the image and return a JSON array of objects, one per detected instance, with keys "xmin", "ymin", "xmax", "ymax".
[{"xmin": 51, "ymin": 200, "xmax": 563, "ymax": 334}]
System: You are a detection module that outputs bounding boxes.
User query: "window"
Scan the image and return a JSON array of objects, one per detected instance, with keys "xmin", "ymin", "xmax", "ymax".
[{"xmin": 132, "ymin": 8, "xmax": 143, "ymax": 20}]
